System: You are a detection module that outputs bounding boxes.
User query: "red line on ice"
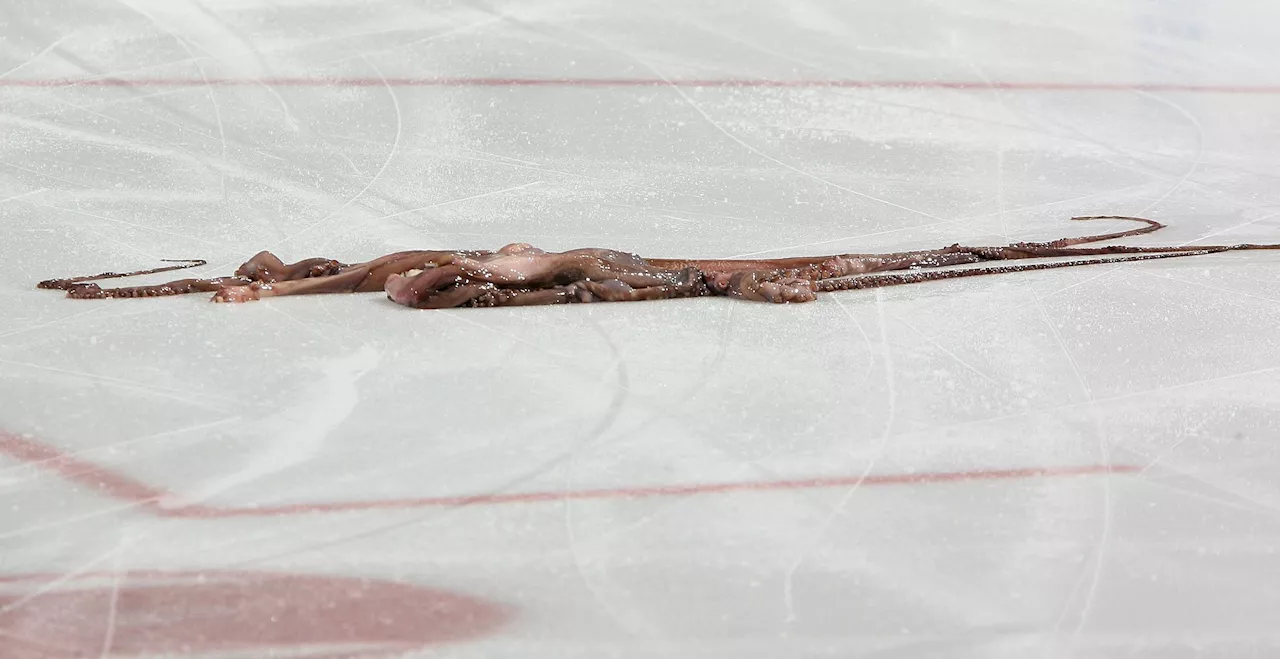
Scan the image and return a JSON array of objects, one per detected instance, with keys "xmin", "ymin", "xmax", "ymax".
[
  {"xmin": 0, "ymin": 569, "xmax": 512, "ymax": 655},
  {"xmin": 0, "ymin": 430, "xmax": 1138, "ymax": 519},
  {"xmin": 0, "ymin": 431, "xmax": 173, "ymax": 505},
  {"xmin": 1, "ymin": 76, "xmax": 1277, "ymax": 94}
]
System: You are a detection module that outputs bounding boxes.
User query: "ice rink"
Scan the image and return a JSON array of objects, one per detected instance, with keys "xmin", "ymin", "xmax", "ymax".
[{"xmin": 5, "ymin": 0, "xmax": 1280, "ymax": 657}]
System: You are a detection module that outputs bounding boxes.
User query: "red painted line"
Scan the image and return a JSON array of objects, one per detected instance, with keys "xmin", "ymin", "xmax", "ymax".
[
  {"xmin": 0, "ymin": 432, "xmax": 174, "ymax": 506},
  {"xmin": 0, "ymin": 431, "xmax": 1138, "ymax": 519},
  {"xmin": 0, "ymin": 570, "xmax": 512, "ymax": 656},
  {"xmin": 208, "ymin": 463, "xmax": 1138, "ymax": 518},
  {"xmin": 0, "ymin": 76, "xmax": 1277, "ymax": 94}
]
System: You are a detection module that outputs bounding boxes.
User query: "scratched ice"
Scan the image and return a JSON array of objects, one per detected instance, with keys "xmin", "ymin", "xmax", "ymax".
[{"xmin": 3, "ymin": 0, "xmax": 1280, "ymax": 657}]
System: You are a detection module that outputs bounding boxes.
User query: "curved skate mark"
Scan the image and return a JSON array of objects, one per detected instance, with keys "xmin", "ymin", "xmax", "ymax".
[
  {"xmin": 114, "ymin": 0, "xmax": 230, "ymax": 175},
  {"xmin": 375, "ymin": 180, "xmax": 545, "ymax": 223},
  {"xmin": 1131, "ymin": 90, "xmax": 1204, "ymax": 219},
  {"xmin": 0, "ymin": 189, "xmax": 46, "ymax": 206},
  {"xmin": 164, "ymin": 0, "xmax": 302, "ymax": 129},
  {"xmin": 167, "ymin": 346, "xmax": 380, "ymax": 508},
  {"xmin": 573, "ymin": 30, "xmax": 948, "ymax": 223},
  {"xmin": 785, "ymin": 289, "xmax": 899, "ymax": 622},
  {"xmin": 261, "ymin": 55, "xmax": 403, "ymax": 255},
  {"xmin": 314, "ymin": 10, "xmax": 510, "ymax": 68},
  {"xmin": 1033, "ymin": 297, "xmax": 1114, "ymax": 642},
  {"xmin": 0, "ymin": 430, "xmax": 1139, "ymax": 519},
  {"xmin": 0, "ymin": 34, "xmax": 71, "ymax": 81}
]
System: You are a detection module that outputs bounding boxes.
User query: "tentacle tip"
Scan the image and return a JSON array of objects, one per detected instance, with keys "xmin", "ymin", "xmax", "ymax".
[{"xmin": 1068, "ymin": 214, "xmax": 1163, "ymax": 226}]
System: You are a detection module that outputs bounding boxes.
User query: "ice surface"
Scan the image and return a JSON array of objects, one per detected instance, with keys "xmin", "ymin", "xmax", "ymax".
[{"xmin": 4, "ymin": 0, "xmax": 1280, "ymax": 657}]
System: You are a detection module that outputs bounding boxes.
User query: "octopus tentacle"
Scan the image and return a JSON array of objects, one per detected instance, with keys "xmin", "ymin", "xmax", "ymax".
[
  {"xmin": 704, "ymin": 271, "xmax": 816, "ymax": 303},
  {"xmin": 1039, "ymin": 215, "xmax": 1163, "ymax": 248},
  {"xmin": 814, "ymin": 249, "xmax": 1229, "ymax": 293},
  {"xmin": 64, "ymin": 276, "xmax": 250, "ymax": 299},
  {"xmin": 37, "ymin": 259, "xmax": 207, "ymax": 291},
  {"xmin": 463, "ymin": 271, "xmax": 708, "ymax": 308},
  {"xmin": 648, "ymin": 215, "xmax": 1166, "ymax": 276}
]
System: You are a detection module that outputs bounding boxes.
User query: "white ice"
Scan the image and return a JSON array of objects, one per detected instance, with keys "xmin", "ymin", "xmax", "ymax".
[{"xmin": 4, "ymin": 0, "xmax": 1280, "ymax": 657}]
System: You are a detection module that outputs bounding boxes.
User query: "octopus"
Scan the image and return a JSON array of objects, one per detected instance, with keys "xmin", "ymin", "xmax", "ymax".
[{"xmin": 36, "ymin": 216, "xmax": 1280, "ymax": 309}]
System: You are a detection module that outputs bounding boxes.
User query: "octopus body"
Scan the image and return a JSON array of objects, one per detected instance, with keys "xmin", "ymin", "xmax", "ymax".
[{"xmin": 37, "ymin": 216, "xmax": 1280, "ymax": 309}]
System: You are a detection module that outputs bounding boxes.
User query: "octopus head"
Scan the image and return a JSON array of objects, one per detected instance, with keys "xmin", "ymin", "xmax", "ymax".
[
  {"xmin": 703, "ymin": 272, "xmax": 734, "ymax": 296},
  {"xmin": 497, "ymin": 243, "xmax": 545, "ymax": 255}
]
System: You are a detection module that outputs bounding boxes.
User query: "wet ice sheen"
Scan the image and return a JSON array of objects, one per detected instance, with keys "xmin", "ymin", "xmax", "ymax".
[{"xmin": 3, "ymin": 0, "xmax": 1280, "ymax": 657}]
